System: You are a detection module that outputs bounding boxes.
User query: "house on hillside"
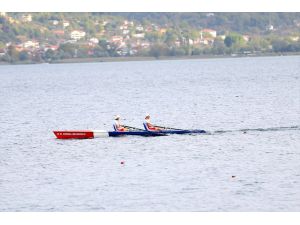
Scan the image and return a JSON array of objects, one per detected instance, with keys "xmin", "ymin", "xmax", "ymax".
[
  {"xmin": 159, "ymin": 28, "xmax": 167, "ymax": 34},
  {"xmin": 174, "ymin": 40, "xmax": 181, "ymax": 47},
  {"xmin": 206, "ymin": 13, "xmax": 215, "ymax": 17},
  {"xmin": 242, "ymin": 35, "xmax": 250, "ymax": 42},
  {"xmin": 200, "ymin": 29, "xmax": 217, "ymax": 38},
  {"xmin": 188, "ymin": 39, "xmax": 194, "ymax": 45},
  {"xmin": 136, "ymin": 25, "xmax": 144, "ymax": 32},
  {"xmin": 70, "ymin": 30, "xmax": 86, "ymax": 40},
  {"xmin": 22, "ymin": 14, "xmax": 32, "ymax": 22},
  {"xmin": 141, "ymin": 41, "xmax": 150, "ymax": 48},
  {"xmin": 123, "ymin": 29, "xmax": 130, "ymax": 35},
  {"xmin": 290, "ymin": 36, "xmax": 299, "ymax": 41},
  {"xmin": 53, "ymin": 30, "xmax": 65, "ymax": 36},
  {"xmin": 266, "ymin": 25, "xmax": 274, "ymax": 31},
  {"xmin": 132, "ymin": 33, "xmax": 145, "ymax": 39},
  {"xmin": 110, "ymin": 36, "xmax": 123, "ymax": 43},
  {"xmin": 199, "ymin": 38, "xmax": 214, "ymax": 46},
  {"xmin": 51, "ymin": 20, "xmax": 59, "ymax": 25},
  {"xmin": 0, "ymin": 48, "xmax": 6, "ymax": 57},
  {"xmin": 63, "ymin": 21, "xmax": 70, "ymax": 27},
  {"xmin": 22, "ymin": 40, "xmax": 40, "ymax": 49},
  {"xmin": 43, "ymin": 45, "xmax": 59, "ymax": 51},
  {"xmin": 89, "ymin": 37, "xmax": 99, "ymax": 44},
  {"xmin": 123, "ymin": 20, "xmax": 134, "ymax": 26},
  {"xmin": 119, "ymin": 25, "xmax": 128, "ymax": 30},
  {"xmin": 15, "ymin": 45, "xmax": 24, "ymax": 52}
]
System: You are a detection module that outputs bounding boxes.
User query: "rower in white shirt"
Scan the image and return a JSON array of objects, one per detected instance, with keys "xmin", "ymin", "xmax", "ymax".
[
  {"xmin": 113, "ymin": 115, "xmax": 128, "ymax": 132},
  {"xmin": 143, "ymin": 114, "xmax": 162, "ymax": 131}
]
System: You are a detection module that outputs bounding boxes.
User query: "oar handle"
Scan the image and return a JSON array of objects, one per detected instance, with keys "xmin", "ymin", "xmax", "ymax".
[
  {"xmin": 123, "ymin": 125, "xmax": 144, "ymax": 131},
  {"xmin": 153, "ymin": 125, "xmax": 186, "ymax": 131}
]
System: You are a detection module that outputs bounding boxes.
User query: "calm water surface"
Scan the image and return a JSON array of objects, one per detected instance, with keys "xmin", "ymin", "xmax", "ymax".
[{"xmin": 0, "ymin": 56, "xmax": 300, "ymax": 211}]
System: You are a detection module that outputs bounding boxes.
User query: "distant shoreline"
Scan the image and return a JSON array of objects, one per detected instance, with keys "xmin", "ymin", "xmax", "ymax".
[{"xmin": 1, "ymin": 52, "xmax": 300, "ymax": 66}]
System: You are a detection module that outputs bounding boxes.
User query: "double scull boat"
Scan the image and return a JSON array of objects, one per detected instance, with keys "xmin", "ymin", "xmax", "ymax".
[
  {"xmin": 53, "ymin": 128, "xmax": 206, "ymax": 139},
  {"xmin": 53, "ymin": 130, "xmax": 167, "ymax": 139}
]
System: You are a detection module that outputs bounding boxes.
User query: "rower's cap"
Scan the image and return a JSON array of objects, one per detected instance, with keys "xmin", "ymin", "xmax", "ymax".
[{"xmin": 114, "ymin": 115, "xmax": 120, "ymax": 120}]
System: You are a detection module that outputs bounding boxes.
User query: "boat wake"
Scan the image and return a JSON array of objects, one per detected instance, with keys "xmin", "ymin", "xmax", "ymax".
[{"xmin": 212, "ymin": 125, "xmax": 300, "ymax": 135}]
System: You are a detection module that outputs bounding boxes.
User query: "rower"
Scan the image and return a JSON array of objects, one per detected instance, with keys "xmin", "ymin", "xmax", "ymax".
[
  {"xmin": 113, "ymin": 115, "xmax": 128, "ymax": 132},
  {"xmin": 143, "ymin": 114, "xmax": 162, "ymax": 131}
]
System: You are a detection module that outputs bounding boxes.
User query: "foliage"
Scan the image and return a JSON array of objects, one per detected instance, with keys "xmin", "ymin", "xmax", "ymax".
[{"xmin": 1, "ymin": 13, "xmax": 300, "ymax": 63}]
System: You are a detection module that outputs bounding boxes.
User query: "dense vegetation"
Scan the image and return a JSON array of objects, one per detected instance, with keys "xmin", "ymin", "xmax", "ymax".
[{"xmin": 0, "ymin": 12, "xmax": 300, "ymax": 63}]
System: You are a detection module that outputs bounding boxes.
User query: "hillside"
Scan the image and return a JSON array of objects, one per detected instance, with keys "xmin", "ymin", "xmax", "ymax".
[{"xmin": 0, "ymin": 12, "xmax": 300, "ymax": 63}]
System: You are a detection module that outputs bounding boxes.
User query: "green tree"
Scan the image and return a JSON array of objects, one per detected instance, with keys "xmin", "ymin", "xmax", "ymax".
[
  {"xmin": 271, "ymin": 39, "xmax": 290, "ymax": 52},
  {"xmin": 7, "ymin": 45, "xmax": 19, "ymax": 63},
  {"xmin": 59, "ymin": 43, "xmax": 77, "ymax": 57},
  {"xmin": 44, "ymin": 49, "xmax": 55, "ymax": 61},
  {"xmin": 212, "ymin": 38, "xmax": 227, "ymax": 54},
  {"xmin": 224, "ymin": 33, "xmax": 245, "ymax": 50},
  {"xmin": 93, "ymin": 46, "xmax": 108, "ymax": 57},
  {"xmin": 248, "ymin": 36, "xmax": 269, "ymax": 51},
  {"xmin": 149, "ymin": 44, "xmax": 168, "ymax": 58},
  {"xmin": 165, "ymin": 31, "xmax": 177, "ymax": 46},
  {"xmin": 19, "ymin": 51, "xmax": 29, "ymax": 61}
]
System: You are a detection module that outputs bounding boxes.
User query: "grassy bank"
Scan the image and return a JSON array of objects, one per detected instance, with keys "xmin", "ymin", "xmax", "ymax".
[
  {"xmin": 45, "ymin": 52, "xmax": 300, "ymax": 64},
  {"xmin": 1, "ymin": 52, "xmax": 300, "ymax": 66}
]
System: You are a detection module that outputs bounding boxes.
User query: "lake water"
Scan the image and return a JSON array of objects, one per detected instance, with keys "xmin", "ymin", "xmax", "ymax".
[{"xmin": 0, "ymin": 56, "xmax": 300, "ymax": 211}]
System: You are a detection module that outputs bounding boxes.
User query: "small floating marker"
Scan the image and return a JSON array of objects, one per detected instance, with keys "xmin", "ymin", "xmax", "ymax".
[
  {"xmin": 120, "ymin": 161, "xmax": 125, "ymax": 165},
  {"xmin": 231, "ymin": 175, "xmax": 236, "ymax": 178},
  {"xmin": 243, "ymin": 131, "xmax": 247, "ymax": 134}
]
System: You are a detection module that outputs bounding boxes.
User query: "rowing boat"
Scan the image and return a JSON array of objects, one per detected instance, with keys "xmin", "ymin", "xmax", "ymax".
[
  {"xmin": 53, "ymin": 130, "xmax": 165, "ymax": 139},
  {"xmin": 53, "ymin": 126, "xmax": 206, "ymax": 139}
]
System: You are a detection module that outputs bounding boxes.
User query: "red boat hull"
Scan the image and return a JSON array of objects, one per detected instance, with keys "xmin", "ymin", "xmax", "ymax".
[{"xmin": 53, "ymin": 130, "xmax": 94, "ymax": 139}]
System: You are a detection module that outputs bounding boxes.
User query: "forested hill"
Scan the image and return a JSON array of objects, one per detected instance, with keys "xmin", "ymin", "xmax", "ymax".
[
  {"xmin": 1, "ymin": 12, "xmax": 300, "ymax": 64},
  {"xmin": 107, "ymin": 13, "xmax": 300, "ymax": 33},
  {"xmin": 5, "ymin": 12, "xmax": 300, "ymax": 34}
]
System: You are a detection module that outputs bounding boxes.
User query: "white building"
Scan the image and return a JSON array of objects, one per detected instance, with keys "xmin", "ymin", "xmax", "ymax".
[
  {"xmin": 136, "ymin": 25, "xmax": 144, "ymax": 32},
  {"xmin": 290, "ymin": 36, "xmax": 299, "ymax": 42},
  {"xmin": 70, "ymin": 30, "xmax": 86, "ymax": 40},
  {"xmin": 23, "ymin": 40, "xmax": 39, "ymax": 49},
  {"xmin": 132, "ymin": 33, "xmax": 145, "ymax": 38},
  {"xmin": 22, "ymin": 14, "xmax": 32, "ymax": 22},
  {"xmin": 0, "ymin": 49, "xmax": 6, "ymax": 56},
  {"xmin": 123, "ymin": 29, "xmax": 130, "ymax": 35},
  {"xmin": 206, "ymin": 13, "xmax": 215, "ymax": 17},
  {"xmin": 119, "ymin": 25, "xmax": 128, "ymax": 30},
  {"xmin": 242, "ymin": 35, "xmax": 250, "ymax": 42},
  {"xmin": 89, "ymin": 37, "xmax": 99, "ymax": 44},
  {"xmin": 110, "ymin": 36, "xmax": 123, "ymax": 43},
  {"xmin": 140, "ymin": 41, "xmax": 150, "ymax": 49},
  {"xmin": 201, "ymin": 29, "xmax": 217, "ymax": 38},
  {"xmin": 52, "ymin": 20, "xmax": 59, "ymax": 25},
  {"xmin": 267, "ymin": 25, "xmax": 274, "ymax": 31},
  {"xmin": 63, "ymin": 21, "xmax": 70, "ymax": 27},
  {"xmin": 123, "ymin": 20, "xmax": 134, "ymax": 26}
]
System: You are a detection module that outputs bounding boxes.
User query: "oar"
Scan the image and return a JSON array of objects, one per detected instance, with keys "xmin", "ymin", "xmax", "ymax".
[
  {"xmin": 153, "ymin": 125, "xmax": 187, "ymax": 131},
  {"xmin": 123, "ymin": 125, "xmax": 145, "ymax": 131}
]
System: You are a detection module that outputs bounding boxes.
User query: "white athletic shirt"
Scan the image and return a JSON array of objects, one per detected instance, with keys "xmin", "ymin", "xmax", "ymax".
[{"xmin": 114, "ymin": 120, "xmax": 120, "ymax": 128}]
